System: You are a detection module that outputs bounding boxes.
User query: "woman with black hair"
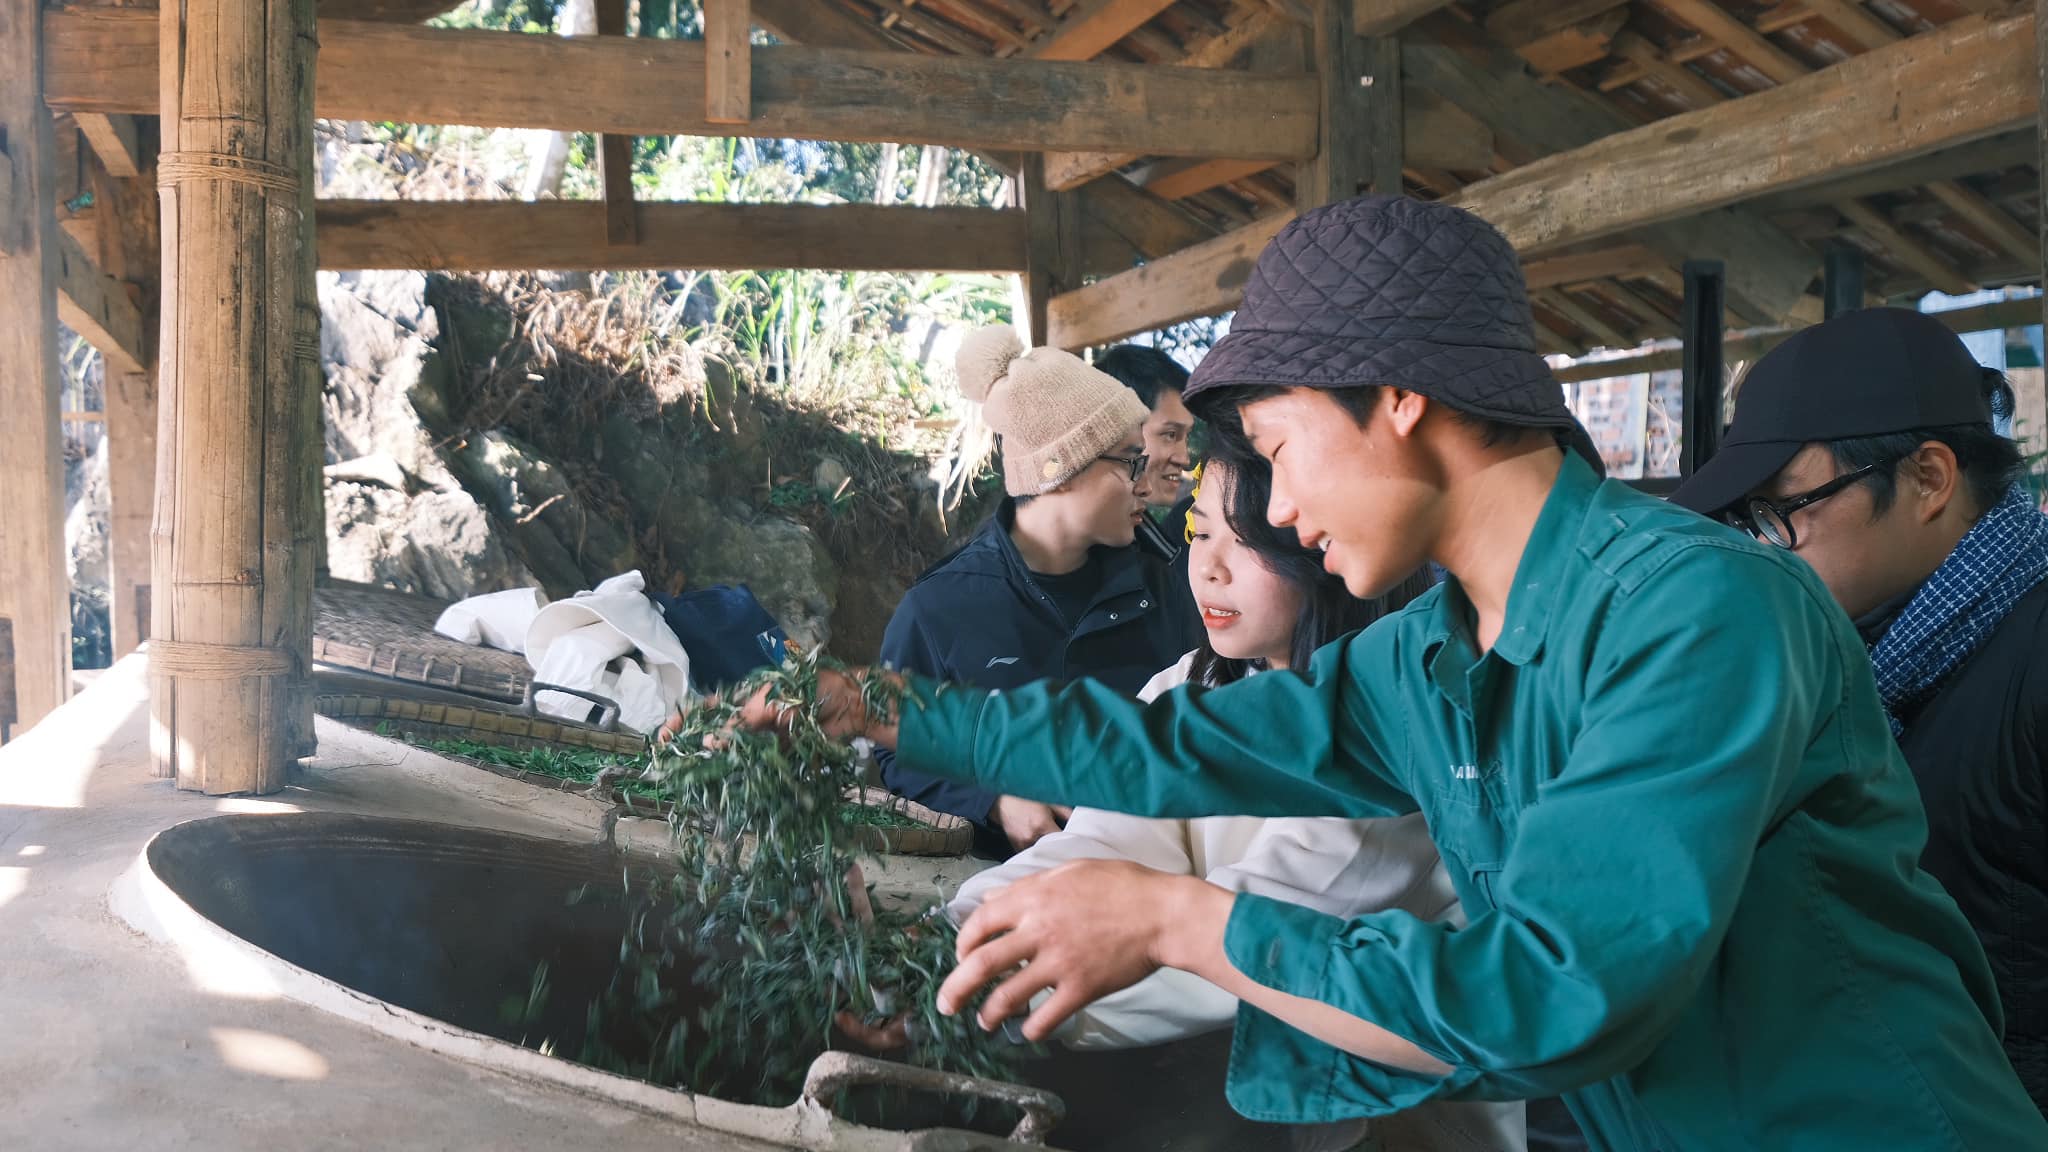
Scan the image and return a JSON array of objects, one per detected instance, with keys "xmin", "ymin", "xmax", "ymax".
[{"xmin": 946, "ymin": 452, "xmax": 1525, "ymax": 1149}]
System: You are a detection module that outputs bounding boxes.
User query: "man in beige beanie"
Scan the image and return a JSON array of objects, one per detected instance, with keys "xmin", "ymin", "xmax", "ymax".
[{"xmin": 875, "ymin": 326, "xmax": 1201, "ymax": 855}]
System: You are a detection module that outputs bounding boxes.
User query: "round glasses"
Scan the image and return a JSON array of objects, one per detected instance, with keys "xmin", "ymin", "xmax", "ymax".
[
  {"xmin": 1726, "ymin": 458, "xmax": 1899, "ymax": 549},
  {"xmin": 1095, "ymin": 451, "xmax": 1150, "ymax": 485}
]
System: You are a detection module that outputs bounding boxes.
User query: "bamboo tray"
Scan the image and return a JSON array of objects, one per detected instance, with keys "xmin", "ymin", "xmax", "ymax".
[
  {"xmin": 604, "ymin": 783, "xmax": 972, "ymax": 858},
  {"xmin": 843, "ymin": 786, "xmax": 974, "ymax": 857},
  {"xmin": 312, "ymin": 581, "xmax": 531, "ymax": 704},
  {"xmin": 315, "ymin": 685, "xmax": 646, "ymax": 794},
  {"xmin": 319, "ymin": 685, "xmax": 972, "ymax": 857}
]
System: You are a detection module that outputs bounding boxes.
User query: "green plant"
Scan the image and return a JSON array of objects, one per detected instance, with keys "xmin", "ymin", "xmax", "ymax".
[{"xmin": 567, "ymin": 650, "xmax": 1026, "ymax": 1105}]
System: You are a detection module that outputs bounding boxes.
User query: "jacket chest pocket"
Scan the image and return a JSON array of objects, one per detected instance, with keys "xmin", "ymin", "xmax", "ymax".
[{"xmin": 1428, "ymin": 762, "xmax": 1513, "ymax": 909}]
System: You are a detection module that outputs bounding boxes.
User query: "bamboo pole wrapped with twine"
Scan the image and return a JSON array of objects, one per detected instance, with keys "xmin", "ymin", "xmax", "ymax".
[{"xmin": 152, "ymin": 0, "xmax": 317, "ymax": 792}]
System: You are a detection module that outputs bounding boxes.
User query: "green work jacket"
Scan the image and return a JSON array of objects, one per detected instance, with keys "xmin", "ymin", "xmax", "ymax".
[{"xmin": 899, "ymin": 454, "xmax": 2047, "ymax": 1151}]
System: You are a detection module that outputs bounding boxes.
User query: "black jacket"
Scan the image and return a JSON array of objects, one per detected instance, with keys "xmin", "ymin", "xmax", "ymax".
[
  {"xmin": 876, "ymin": 499, "xmax": 1201, "ymax": 853},
  {"xmin": 1890, "ymin": 578, "xmax": 2048, "ymax": 1113}
]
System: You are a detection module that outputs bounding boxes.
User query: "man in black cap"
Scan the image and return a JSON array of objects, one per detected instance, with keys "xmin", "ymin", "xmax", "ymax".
[
  {"xmin": 1672, "ymin": 306, "xmax": 2047, "ymax": 1115},
  {"xmin": 721, "ymin": 197, "xmax": 2045, "ymax": 1150}
]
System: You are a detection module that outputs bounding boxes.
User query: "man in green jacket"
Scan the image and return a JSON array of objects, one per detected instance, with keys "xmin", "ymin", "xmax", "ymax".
[{"xmin": 738, "ymin": 197, "xmax": 2047, "ymax": 1149}]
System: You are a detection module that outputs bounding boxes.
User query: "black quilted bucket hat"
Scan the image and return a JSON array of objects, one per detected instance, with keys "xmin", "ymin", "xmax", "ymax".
[{"xmin": 1185, "ymin": 195, "xmax": 1601, "ymax": 471}]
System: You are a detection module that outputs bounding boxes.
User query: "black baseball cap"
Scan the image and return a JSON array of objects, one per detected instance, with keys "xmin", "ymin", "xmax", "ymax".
[{"xmin": 1670, "ymin": 307, "xmax": 1994, "ymax": 516}]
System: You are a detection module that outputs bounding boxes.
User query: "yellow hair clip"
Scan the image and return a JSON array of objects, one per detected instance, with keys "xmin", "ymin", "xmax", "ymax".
[{"xmin": 1183, "ymin": 461, "xmax": 1205, "ymax": 545}]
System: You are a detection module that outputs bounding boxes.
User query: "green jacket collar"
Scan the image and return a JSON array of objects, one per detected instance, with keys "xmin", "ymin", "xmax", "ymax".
[{"xmin": 1427, "ymin": 452, "xmax": 1602, "ymax": 668}]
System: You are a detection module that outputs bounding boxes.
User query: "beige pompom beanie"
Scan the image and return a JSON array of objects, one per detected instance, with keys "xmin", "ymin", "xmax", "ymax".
[{"xmin": 957, "ymin": 325, "xmax": 1149, "ymax": 497}]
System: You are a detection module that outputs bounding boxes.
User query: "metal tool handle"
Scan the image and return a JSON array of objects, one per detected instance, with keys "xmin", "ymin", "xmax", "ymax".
[
  {"xmin": 801, "ymin": 1050, "xmax": 1065, "ymax": 1145},
  {"xmin": 521, "ymin": 680, "xmax": 622, "ymax": 732},
  {"xmin": 1133, "ymin": 514, "xmax": 1181, "ymax": 563}
]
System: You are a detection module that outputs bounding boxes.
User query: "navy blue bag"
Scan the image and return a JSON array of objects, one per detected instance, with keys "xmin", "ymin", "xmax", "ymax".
[{"xmin": 649, "ymin": 584, "xmax": 788, "ymax": 693}]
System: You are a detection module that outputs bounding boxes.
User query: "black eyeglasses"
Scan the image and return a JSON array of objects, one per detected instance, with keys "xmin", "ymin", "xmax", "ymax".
[
  {"xmin": 1095, "ymin": 451, "xmax": 1150, "ymax": 484},
  {"xmin": 1727, "ymin": 458, "xmax": 1899, "ymax": 549}
]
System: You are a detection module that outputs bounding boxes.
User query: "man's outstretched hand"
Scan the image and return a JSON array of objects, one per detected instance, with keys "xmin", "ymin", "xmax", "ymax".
[
  {"xmin": 936, "ymin": 859, "xmax": 1233, "ymax": 1043},
  {"xmin": 657, "ymin": 665, "xmax": 906, "ymax": 751}
]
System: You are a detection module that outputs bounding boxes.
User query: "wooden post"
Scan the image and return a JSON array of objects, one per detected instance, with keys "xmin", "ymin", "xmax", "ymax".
[
  {"xmin": 153, "ymin": 0, "xmax": 316, "ymax": 792},
  {"xmin": 1822, "ymin": 241, "xmax": 1863, "ymax": 319},
  {"xmin": 597, "ymin": 0, "xmax": 637, "ymax": 246},
  {"xmin": 1679, "ymin": 260, "xmax": 1725, "ymax": 479},
  {"xmin": 1022, "ymin": 154, "xmax": 1082, "ymax": 349},
  {"xmin": 92, "ymin": 137, "xmax": 162, "ymax": 662},
  {"xmin": 0, "ymin": 0, "xmax": 74, "ymax": 734},
  {"xmin": 288, "ymin": 1, "xmax": 321, "ymax": 758},
  {"xmin": 1300, "ymin": 0, "xmax": 1401, "ymax": 210},
  {"xmin": 705, "ymin": 0, "xmax": 752, "ymax": 125},
  {"xmin": 107, "ymin": 366, "xmax": 156, "ymax": 659}
]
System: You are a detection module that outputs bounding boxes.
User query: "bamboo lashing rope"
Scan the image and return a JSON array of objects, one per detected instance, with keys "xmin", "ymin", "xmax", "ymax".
[
  {"xmin": 151, "ymin": 640, "xmax": 296, "ymax": 679},
  {"xmin": 157, "ymin": 152, "xmax": 302, "ymax": 197}
]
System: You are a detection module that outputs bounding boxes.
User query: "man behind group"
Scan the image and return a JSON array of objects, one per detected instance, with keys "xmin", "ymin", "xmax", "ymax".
[
  {"xmin": 1094, "ymin": 344, "xmax": 1195, "ymax": 511},
  {"xmin": 1673, "ymin": 306, "xmax": 2047, "ymax": 1114}
]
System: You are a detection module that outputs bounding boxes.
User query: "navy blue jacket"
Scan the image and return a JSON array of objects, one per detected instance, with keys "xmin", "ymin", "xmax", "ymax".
[{"xmin": 877, "ymin": 499, "xmax": 1201, "ymax": 852}]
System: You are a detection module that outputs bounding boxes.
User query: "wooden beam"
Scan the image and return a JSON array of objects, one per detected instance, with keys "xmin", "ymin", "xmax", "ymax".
[
  {"xmin": 43, "ymin": 10, "xmax": 1322, "ymax": 162},
  {"xmin": 1301, "ymin": 0, "xmax": 1400, "ymax": 208},
  {"xmin": 1403, "ymin": 21, "xmax": 1817, "ymax": 322},
  {"xmin": 315, "ymin": 0, "xmax": 467, "ymax": 20},
  {"xmin": 1047, "ymin": 211, "xmax": 1291, "ymax": 350},
  {"xmin": 1402, "ymin": 89, "xmax": 1495, "ymax": 172},
  {"xmin": 1047, "ymin": 81, "xmax": 1492, "ymax": 192},
  {"xmin": 1533, "ymin": 317, "xmax": 1586, "ymax": 356},
  {"xmin": 0, "ymin": 0, "xmax": 73, "ymax": 733},
  {"xmin": 750, "ymin": 0, "xmax": 901, "ymax": 50},
  {"xmin": 1140, "ymin": 157, "xmax": 1280, "ymax": 200},
  {"xmin": 1444, "ymin": 12, "xmax": 2034, "ymax": 261},
  {"xmin": 53, "ymin": 229, "xmax": 145, "ymax": 372},
  {"xmin": 1484, "ymin": 0, "xmax": 1630, "ymax": 47},
  {"xmin": 1795, "ymin": 0, "xmax": 1899, "ymax": 50},
  {"xmin": 1599, "ymin": 1, "xmax": 1825, "ymax": 91},
  {"xmin": 1040, "ymin": 14, "xmax": 1292, "ymax": 190},
  {"xmin": 705, "ymin": 0, "xmax": 752, "ymax": 123},
  {"xmin": 1653, "ymin": 0, "xmax": 1809, "ymax": 85},
  {"xmin": 1539, "ymin": 287, "xmax": 1636, "ymax": 349},
  {"xmin": 1075, "ymin": 174, "xmax": 1217, "ymax": 258},
  {"xmin": 1608, "ymin": 30, "xmax": 1725, "ymax": 109},
  {"xmin": 1022, "ymin": 154, "xmax": 1083, "ymax": 346},
  {"xmin": 1745, "ymin": 130, "xmax": 2037, "ymax": 214},
  {"xmin": 1592, "ymin": 278, "xmax": 1678, "ymax": 334},
  {"xmin": 73, "ymin": 112, "xmax": 141, "ymax": 178},
  {"xmin": 740, "ymin": 0, "xmax": 1190, "ymax": 268},
  {"xmin": 869, "ymin": 0, "xmax": 990, "ymax": 55},
  {"xmin": 1029, "ymin": 0, "xmax": 1177, "ymax": 61},
  {"xmin": 979, "ymin": 0, "xmax": 1055, "ymax": 35},
  {"xmin": 1926, "ymin": 178, "xmax": 2039, "ymax": 265},
  {"xmin": 1351, "ymin": 0, "xmax": 1457, "ymax": 37},
  {"xmin": 1516, "ymin": 9, "xmax": 1627, "ymax": 76},
  {"xmin": 1834, "ymin": 198, "xmax": 1975, "ymax": 296},
  {"xmin": 1522, "ymin": 241, "xmax": 1666, "ymax": 288},
  {"xmin": 936, "ymin": 0, "xmax": 1032, "ymax": 53},
  {"xmin": 1554, "ymin": 293, "xmax": 2043, "ymax": 382},
  {"xmin": 316, "ymin": 200, "xmax": 1031, "ymax": 271}
]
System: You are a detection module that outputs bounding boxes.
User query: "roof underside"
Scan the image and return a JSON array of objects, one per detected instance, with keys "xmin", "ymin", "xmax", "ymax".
[
  {"xmin": 814, "ymin": 0, "xmax": 2042, "ymax": 353},
  {"xmin": 69, "ymin": 0, "xmax": 2037, "ymax": 356}
]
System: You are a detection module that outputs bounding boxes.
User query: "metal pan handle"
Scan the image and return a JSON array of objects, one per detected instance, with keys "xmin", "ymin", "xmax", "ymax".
[
  {"xmin": 800, "ymin": 1050, "xmax": 1065, "ymax": 1145},
  {"xmin": 521, "ymin": 681, "xmax": 622, "ymax": 732}
]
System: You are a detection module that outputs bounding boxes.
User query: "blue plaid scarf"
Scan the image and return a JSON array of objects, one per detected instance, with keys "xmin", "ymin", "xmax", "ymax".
[{"xmin": 1869, "ymin": 483, "xmax": 2048, "ymax": 736}]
